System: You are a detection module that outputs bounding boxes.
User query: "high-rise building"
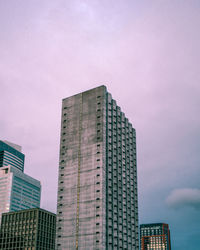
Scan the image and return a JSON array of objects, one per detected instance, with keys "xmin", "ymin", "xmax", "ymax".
[
  {"xmin": 0, "ymin": 166, "xmax": 41, "ymax": 216},
  {"xmin": 140, "ymin": 223, "xmax": 171, "ymax": 250},
  {"xmin": 0, "ymin": 208, "xmax": 56, "ymax": 250},
  {"xmin": 0, "ymin": 140, "xmax": 25, "ymax": 172},
  {"xmin": 0, "ymin": 141, "xmax": 41, "ymax": 220},
  {"xmin": 56, "ymin": 86, "xmax": 138, "ymax": 249}
]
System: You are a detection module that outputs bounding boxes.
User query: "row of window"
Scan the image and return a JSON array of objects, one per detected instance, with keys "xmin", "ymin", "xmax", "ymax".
[
  {"xmin": 106, "ymin": 99, "xmax": 138, "ymax": 247},
  {"xmin": 95, "ymin": 105, "xmax": 102, "ymax": 243}
]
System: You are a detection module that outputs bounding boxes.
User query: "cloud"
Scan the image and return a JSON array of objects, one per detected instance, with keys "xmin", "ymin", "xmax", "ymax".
[{"xmin": 166, "ymin": 188, "xmax": 200, "ymax": 210}]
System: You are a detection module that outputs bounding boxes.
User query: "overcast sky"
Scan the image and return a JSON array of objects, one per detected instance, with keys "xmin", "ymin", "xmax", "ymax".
[{"xmin": 0, "ymin": 0, "xmax": 200, "ymax": 249}]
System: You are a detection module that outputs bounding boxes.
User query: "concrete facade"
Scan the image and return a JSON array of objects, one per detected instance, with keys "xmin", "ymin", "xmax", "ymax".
[{"xmin": 56, "ymin": 86, "xmax": 139, "ymax": 249}]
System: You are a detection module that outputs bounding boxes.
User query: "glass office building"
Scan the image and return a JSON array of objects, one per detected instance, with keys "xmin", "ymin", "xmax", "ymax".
[
  {"xmin": 140, "ymin": 223, "xmax": 171, "ymax": 250},
  {"xmin": 0, "ymin": 166, "xmax": 41, "ymax": 216},
  {"xmin": 0, "ymin": 140, "xmax": 25, "ymax": 172},
  {"xmin": 0, "ymin": 208, "xmax": 56, "ymax": 250},
  {"xmin": 56, "ymin": 86, "xmax": 139, "ymax": 249},
  {"xmin": 0, "ymin": 140, "xmax": 41, "ymax": 221}
]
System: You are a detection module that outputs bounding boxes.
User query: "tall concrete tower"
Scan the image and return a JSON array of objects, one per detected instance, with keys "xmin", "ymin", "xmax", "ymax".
[{"xmin": 56, "ymin": 86, "xmax": 139, "ymax": 249}]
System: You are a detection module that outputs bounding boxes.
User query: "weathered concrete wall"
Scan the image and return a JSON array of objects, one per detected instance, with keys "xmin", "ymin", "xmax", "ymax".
[
  {"xmin": 56, "ymin": 85, "xmax": 139, "ymax": 249},
  {"xmin": 56, "ymin": 86, "xmax": 106, "ymax": 250}
]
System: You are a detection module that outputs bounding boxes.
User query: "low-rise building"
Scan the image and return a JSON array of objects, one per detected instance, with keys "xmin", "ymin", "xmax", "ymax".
[
  {"xmin": 0, "ymin": 208, "xmax": 56, "ymax": 250},
  {"xmin": 140, "ymin": 223, "xmax": 171, "ymax": 250}
]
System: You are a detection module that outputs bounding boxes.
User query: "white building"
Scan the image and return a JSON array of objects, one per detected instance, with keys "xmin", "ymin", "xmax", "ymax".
[
  {"xmin": 0, "ymin": 166, "xmax": 41, "ymax": 218},
  {"xmin": 0, "ymin": 140, "xmax": 41, "ymax": 221}
]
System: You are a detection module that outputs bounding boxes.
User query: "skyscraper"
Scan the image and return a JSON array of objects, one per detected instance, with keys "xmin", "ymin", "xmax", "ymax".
[
  {"xmin": 0, "ymin": 166, "xmax": 41, "ymax": 215},
  {"xmin": 0, "ymin": 141, "xmax": 41, "ymax": 220},
  {"xmin": 0, "ymin": 140, "xmax": 25, "ymax": 172},
  {"xmin": 56, "ymin": 86, "xmax": 139, "ymax": 249},
  {"xmin": 140, "ymin": 223, "xmax": 171, "ymax": 250}
]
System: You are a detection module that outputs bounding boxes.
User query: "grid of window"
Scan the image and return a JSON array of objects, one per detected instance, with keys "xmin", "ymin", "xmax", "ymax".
[
  {"xmin": 2, "ymin": 151, "xmax": 24, "ymax": 172},
  {"xmin": 10, "ymin": 176, "xmax": 40, "ymax": 211},
  {"xmin": 140, "ymin": 223, "xmax": 171, "ymax": 250},
  {"xmin": 0, "ymin": 141, "xmax": 25, "ymax": 172},
  {"xmin": 0, "ymin": 208, "xmax": 56, "ymax": 250},
  {"xmin": 56, "ymin": 86, "xmax": 139, "ymax": 249},
  {"xmin": 106, "ymin": 93, "xmax": 138, "ymax": 249},
  {"xmin": 0, "ymin": 166, "xmax": 41, "ymax": 221}
]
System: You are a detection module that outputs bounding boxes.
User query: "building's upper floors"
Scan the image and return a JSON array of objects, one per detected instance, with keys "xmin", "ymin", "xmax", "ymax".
[
  {"xmin": 0, "ymin": 166, "xmax": 41, "ymax": 216},
  {"xmin": 0, "ymin": 140, "xmax": 25, "ymax": 172}
]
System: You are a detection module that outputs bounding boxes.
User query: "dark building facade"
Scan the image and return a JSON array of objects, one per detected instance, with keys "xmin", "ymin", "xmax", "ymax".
[
  {"xmin": 0, "ymin": 140, "xmax": 25, "ymax": 172},
  {"xmin": 56, "ymin": 86, "xmax": 138, "ymax": 249},
  {"xmin": 0, "ymin": 208, "xmax": 56, "ymax": 250},
  {"xmin": 140, "ymin": 223, "xmax": 171, "ymax": 250}
]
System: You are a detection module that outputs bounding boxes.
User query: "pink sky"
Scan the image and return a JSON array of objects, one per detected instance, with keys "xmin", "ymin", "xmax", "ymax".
[{"xmin": 0, "ymin": 1, "xmax": 200, "ymax": 249}]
